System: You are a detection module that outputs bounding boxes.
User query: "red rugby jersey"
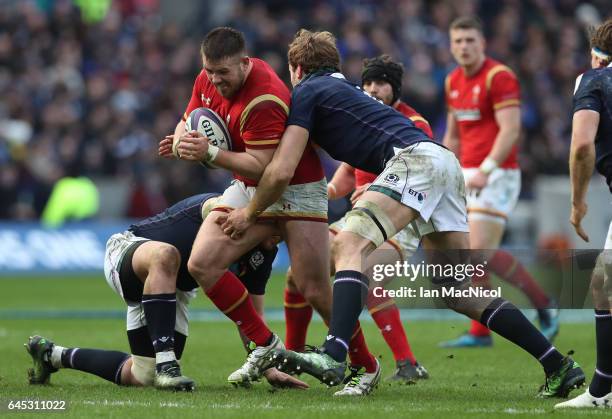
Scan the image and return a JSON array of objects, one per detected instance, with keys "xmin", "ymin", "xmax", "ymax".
[
  {"xmin": 184, "ymin": 58, "xmax": 323, "ymax": 186},
  {"xmin": 445, "ymin": 57, "xmax": 521, "ymax": 169},
  {"xmin": 354, "ymin": 101, "xmax": 433, "ymax": 186}
]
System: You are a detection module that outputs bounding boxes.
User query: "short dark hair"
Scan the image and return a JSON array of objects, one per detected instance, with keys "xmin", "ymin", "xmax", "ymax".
[
  {"xmin": 201, "ymin": 27, "xmax": 246, "ymax": 61},
  {"xmin": 450, "ymin": 16, "xmax": 484, "ymax": 34},
  {"xmin": 590, "ymin": 18, "xmax": 612, "ymax": 55}
]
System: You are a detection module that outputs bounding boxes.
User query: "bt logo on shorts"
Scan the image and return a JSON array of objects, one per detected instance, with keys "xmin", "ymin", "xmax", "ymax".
[
  {"xmin": 384, "ymin": 173, "xmax": 400, "ymax": 184},
  {"xmin": 408, "ymin": 188, "xmax": 426, "ymax": 202}
]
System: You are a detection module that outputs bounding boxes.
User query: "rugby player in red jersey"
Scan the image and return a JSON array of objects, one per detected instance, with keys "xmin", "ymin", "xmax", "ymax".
[
  {"xmin": 158, "ymin": 27, "xmax": 378, "ymax": 388},
  {"xmin": 440, "ymin": 17, "xmax": 559, "ymax": 348}
]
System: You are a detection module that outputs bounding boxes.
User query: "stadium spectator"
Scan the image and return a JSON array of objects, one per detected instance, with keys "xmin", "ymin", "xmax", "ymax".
[{"xmin": 1, "ymin": 0, "xmax": 609, "ymax": 219}]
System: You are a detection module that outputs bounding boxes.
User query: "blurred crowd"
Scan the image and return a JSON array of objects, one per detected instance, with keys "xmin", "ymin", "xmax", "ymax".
[{"xmin": 0, "ymin": 0, "xmax": 608, "ymax": 221}]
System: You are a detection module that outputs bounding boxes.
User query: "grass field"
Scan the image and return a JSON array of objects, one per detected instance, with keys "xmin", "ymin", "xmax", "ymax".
[{"xmin": 0, "ymin": 275, "xmax": 608, "ymax": 418}]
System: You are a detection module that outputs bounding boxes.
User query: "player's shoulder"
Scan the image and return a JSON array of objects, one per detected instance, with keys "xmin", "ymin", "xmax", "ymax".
[
  {"xmin": 245, "ymin": 59, "xmax": 290, "ymax": 97},
  {"xmin": 395, "ymin": 101, "xmax": 418, "ymax": 117},
  {"xmin": 574, "ymin": 67, "xmax": 610, "ymax": 95},
  {"xmin": 239, "ymin": 59, "xmax": 290, "ymax": 112},
  {"xmin": 483, "ymin": 57, "xmax": 518, "ymax": 87}
]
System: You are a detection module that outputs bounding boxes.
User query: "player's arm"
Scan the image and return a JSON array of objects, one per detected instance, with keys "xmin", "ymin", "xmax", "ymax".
[
  {"xmin": 486, "ymin": 106, "xmax": 521, "ymax": 167},
  {"xmin": 160, "ymin": 72, "xmax": 203, "ymax": 158},
  {"xmin": 219, "ymin": 125, "xmax": 310, "ymax": 238},
  {"xmin": 569, "ymin": 109, "xmax": 599, "ymax": 242},
  {"xmin": 328, "ymin": 163, "xmax": 356, "ymax": 200},
  {"xmin": 208, "ymin": 146, "xmax": 275, "ymax": 180},
  {"xmin": 178, "ymin": 98, "xmax": 287, "ymax": 178},
  {"xmin": 480, "ymin": 69, "xmax": 522, "ymax": 173},
  {"xmin": 442, "ymin": 111, "xmax": 460, "ymax": 157},
  {"xmin": 246, "ymin": 125, "xmax": 309, "ymax": 218}
]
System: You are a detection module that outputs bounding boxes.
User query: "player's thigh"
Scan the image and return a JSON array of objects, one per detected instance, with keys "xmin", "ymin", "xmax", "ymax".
[
  {"xmin": 333, "ymin": 190, "xmax": 419, "ymax": 262},
  {"xmin": 421, "ymin": 231, "xmax": 470, "ymax": 265},
  {"xmin": 189, "ymin": 211, "xmax": 277, "ymax": 271},
  {"xmin": 104, "ymin": 231, "xmax": 149, "ymax": 298},
  {"xmin": 130, "ymin": 240, "xmax": 180, "ymax": 282},
  {"xmin": 469, "ymin": 218, "xmax": 505, "ymax": 249},
  {"xmin": 282, "ymin": 219, "xmax": 330, "ymax": 285},
  {"xmin": 359, "ymin": 190, "xmax": 420, "ymax": 232}
]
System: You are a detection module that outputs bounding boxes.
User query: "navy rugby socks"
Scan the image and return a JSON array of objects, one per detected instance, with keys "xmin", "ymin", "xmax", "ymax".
[
  {"xmin": 58, "ymin": 348, "xmax": 130, "ymax": 385},
  {"xmin": 322, "ymin": 270, "xmax": 369, "ymax": 362},
  {"xmin": 589, "ymin": 310, "xmax": 612, "ymax": 397},
  {"xmin": 142, "ymin": 293, "xmax": 177, "ymax": 366},
  {"xmin": 480, "ymin": 298, "xmax": 564, "ymax": 375}
]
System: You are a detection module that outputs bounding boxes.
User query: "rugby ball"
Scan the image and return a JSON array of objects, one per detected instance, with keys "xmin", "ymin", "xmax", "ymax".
[{"xmin": 184, "ymin": 107, "xmax": 232, "ymax": 169}]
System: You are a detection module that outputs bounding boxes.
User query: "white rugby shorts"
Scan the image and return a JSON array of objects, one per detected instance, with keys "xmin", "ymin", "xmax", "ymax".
[
  {"xmin": 463, "ymin": 167, "xmax": 521, "ymax": 223},
  {"xmin": 103, "ymin": 231, "xmax": 196, "ymax": 335},
  {"xmin": 213, "ymin": 178, "xmax": 328, "ymax": 222},
  {"xmin": 368, "ymin": 142, "xmax": 469, "ymax": 237}
]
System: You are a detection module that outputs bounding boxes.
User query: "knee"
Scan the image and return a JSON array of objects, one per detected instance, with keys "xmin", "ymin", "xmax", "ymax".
[
  {"xmin": 151, "ymin": 245, "xmax": 181, "ymax": 276},
  {"xmin": 187, "ymin": 243, "xmax": 226, "ymax": 280},
  {"xmin": 330, "ymin": 233, "xmax": 374, "ymax": 262}
]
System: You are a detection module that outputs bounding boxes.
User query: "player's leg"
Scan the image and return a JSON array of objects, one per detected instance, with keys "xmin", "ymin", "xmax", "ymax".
[
  {"xmin": 198, "ymin": 220, "xmax": 286, "ymax": 386},
  {"xmin": 188, "ymin": 210, "xmax": 278, "ymax": 348},
  {"xmin": 421, "ymin": 230, "xmax": 584, "ymax": 397},
  {"xmin": 284, "ymin": 266, "xmax": 313, "ymax": 352},
  {"xmin": 271, "ymin": 144, "xmax": 444, "ymax": 388},
  {"xmin": 443, "ymin": 168, "xmax": 557, "ymax": 347},
  {"xmin": 273, "ymin": 189, "xmax": 420, "ymax": 388},
  {"xmin": 26, "ymin": 233, "xmax": 194, "ymax": 390},
  {"xmin": 556, "ymin": 248, "xmax": 612, "ymax": 408},
  {"xmin": 284, "ymin": 218, "xmax": 381, "ymax": 382},
  {"xmin": 283, "ymin": 226, "xmax": 340, "ymax": 353},
  {"xmin": 123, "ymin": 321, "xmax": 189, "ymax": 389},
  {"xmin": 440, "ymin": 218, "xmax": 501, "ymax": 346},
  {"xmin": 365, "ymin": 238, "xmax": 428, "ymax": 383},
  {"xmin": 25, "ymin": 335, "xmax": 131, "ymax": 386},
  {"xmin": 282, "ymin": 221, "xmax": 333, "ymax": 352},
  {"xmin": 275, "ymin": 143, "xmax": 584, "ymax": 396},
  {"xmin": 127, "ymin": 240, "xmax": 195, "ymax": 388}
]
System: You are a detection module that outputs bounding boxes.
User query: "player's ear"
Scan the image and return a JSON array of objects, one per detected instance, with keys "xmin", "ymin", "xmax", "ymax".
[
  {"xmin": 240, "ymin": 56, "xmax": 250, "ymax": 67},
  {"xmin": 297, "ymin": 65, "xmax": 304, "ymax": 80}
]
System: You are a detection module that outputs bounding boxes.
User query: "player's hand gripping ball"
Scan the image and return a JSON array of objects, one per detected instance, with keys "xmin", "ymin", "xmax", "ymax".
[{"xmin": 174, "ymin": 107, "xmax": 232, "ymax": 168}]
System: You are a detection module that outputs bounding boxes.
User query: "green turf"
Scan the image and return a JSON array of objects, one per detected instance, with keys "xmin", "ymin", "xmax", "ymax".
[
  {"xmin": 0, "ymin": 274, "xmax": 607, "ymax": 418},
  {"xmin": 0, "ymin": 274, "xmax": 288, "ymax": 311},
  {"xmin": 0, "ymin": 320, "xmax": 605, "ymax": 418}
]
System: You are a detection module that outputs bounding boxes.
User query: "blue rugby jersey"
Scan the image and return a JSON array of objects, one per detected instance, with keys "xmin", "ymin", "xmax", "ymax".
[
  {"xmin": 287, "ymin": 71, "xmax": 440, "ymax": 174},
  {"xmin": 573, "ymin": 65, "xmax": 612, "ymax": 190},
  {"xmin": 129, "ymin": 193, "xmax": 276, "ymax": 292}
]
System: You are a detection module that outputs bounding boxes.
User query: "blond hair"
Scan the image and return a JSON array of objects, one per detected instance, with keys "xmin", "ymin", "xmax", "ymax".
[{"xmin": 287, "ymin": 29, "xmax": 340, "ymax": 74}]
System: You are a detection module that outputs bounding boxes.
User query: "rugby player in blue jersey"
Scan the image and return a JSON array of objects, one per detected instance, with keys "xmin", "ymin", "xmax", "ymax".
[
  {"xmin": 25, "ymin": 193, "xmax": 307, "ymax": 391},
  {"xmin": 221, "ymin": 29, "xmax": 584, "ymax": 397},
  {"xmin": 556, "ymin": 18, "xmax": 612, "ymax": 409}
]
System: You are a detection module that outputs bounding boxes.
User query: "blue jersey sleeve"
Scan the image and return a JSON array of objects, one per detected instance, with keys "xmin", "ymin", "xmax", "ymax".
[
  {"xmin": 287, "ymin": 83, "xmax": 317, "ymax": 131},
  {"xmin": 573, "ymin": 71, "xmax": 602, "ymax": 114}
]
